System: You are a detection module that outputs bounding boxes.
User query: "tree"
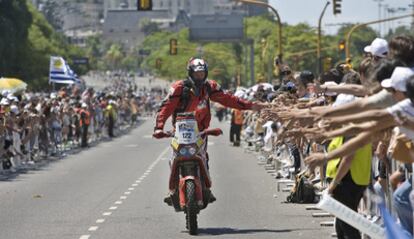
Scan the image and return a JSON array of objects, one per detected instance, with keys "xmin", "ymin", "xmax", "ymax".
[
  {"xmin": 0, "ymin": 0, "xmax": 32, "ymax": 78},
  {"xmin": 104, "ymin": 44, "xmax": 124, "ymax": 70}
]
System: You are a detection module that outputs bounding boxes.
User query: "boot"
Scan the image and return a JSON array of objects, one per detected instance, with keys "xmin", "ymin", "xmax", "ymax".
[
  {"xmin": 163, "ymin": 192, "xmax": 173, "ymax": 206},
  {"xmin": 206, "ymin": 189, "xmax": 217, "ymax": 203}
]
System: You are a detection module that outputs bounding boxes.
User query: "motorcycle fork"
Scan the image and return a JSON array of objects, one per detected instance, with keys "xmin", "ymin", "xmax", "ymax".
[{"xmin": 178, "ymin": 163, "xmax": 203, "ymax": 208}]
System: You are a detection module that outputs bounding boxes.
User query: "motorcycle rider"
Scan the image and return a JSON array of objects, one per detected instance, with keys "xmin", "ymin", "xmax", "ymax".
[{"xmin": 153, "ymin": 57, "xmax": 268, "ymax": 205}]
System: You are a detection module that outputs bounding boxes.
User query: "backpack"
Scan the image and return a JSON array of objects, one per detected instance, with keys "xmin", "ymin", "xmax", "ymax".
[
  {"xmin": 174, "ymin": 79, "xmax": 213, "ymax": 115},
  {"xmin": 286, "ymin": 173, "xmax": 316, "ymax": 204}
]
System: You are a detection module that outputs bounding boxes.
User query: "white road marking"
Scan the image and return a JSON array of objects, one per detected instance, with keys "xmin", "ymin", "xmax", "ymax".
[
  {"xmin": 79, "ymin": 147, "xmax": 170, "ymax": 239},
  {"xmin": 208, "ymin": 142, "xmax": 215, "ymax": 146},
  {"xmin": 125, "ymin": 144, "xmax": 138, "ymax": 148},
  {"xmin": 96, "ymin": 219, "xmax": 105, "ymax": 224},
  {"xmin": 88, "ymin": 226, "xmax": 98, "ymax": 231},
  {"xmin": 143, "ymin": 135, "xmax": 152, "ymax": 138}
]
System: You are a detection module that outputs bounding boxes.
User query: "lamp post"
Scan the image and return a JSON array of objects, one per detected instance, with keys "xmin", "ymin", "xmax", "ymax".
[
  {"xmin": 236, "ymin": 0, "xmax": 283, "ymax": 62},
  {"xmin": 317, "ymin": 1, "xmax": 330, "ymax": 75}
]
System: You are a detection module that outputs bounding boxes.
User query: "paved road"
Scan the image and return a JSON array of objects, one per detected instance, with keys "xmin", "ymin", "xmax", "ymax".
[{"xmin": 0, "ymin": 118, "xmax": 333, "ymax": 239}]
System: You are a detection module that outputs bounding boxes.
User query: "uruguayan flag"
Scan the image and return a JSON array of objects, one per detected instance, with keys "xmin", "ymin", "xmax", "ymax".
[{"xmin": 49, "ymin": 56, "xmax": 80, "ymax": 84}]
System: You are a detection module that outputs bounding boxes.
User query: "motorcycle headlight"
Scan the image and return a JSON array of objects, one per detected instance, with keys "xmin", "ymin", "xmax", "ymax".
[
  {"xmin": 188, "ymin": 146, "xmax": 197, "ymax": 155},
  {"xmin": 179, "ymin": 147, "xmax": 187, "ymax": 155}
]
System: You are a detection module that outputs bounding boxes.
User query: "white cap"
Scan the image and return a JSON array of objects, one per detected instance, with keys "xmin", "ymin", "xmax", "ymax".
[
  {"xmin": 322, "ymin": 81, "xmax": 338, "ymax": 96},
  {"xmin": 10, "ymin": 105, "xmax": 19, "ymax": 114},
  {"xmin": 364, "ymin": 38, "xmax": 388, "ymax": 57},
  {"xmin": 0, "ymin": 98, "xmax": 10, "ymax": 106},
  {"xmin": 81, "ymin": 103, "xmax": 88, "ymax": 108},
  {"xmin": 381, "ymin": 67, "xmax": 414, "ymax": 92},
  {"xmin": 50, "ymin": 92, "xmax": 57, "ymax": 99},
  {"xmin": 1, "ymin": 90, "xmax": 9, "ymax": 97},
  {"xmin": 7, "ymin": 94, "xmax": 18, "ymax": 102}
]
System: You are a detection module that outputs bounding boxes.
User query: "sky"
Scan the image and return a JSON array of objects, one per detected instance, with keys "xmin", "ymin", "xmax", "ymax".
[{"xmin": 269, "ymin": 0, "xmax": 414, "ymax": 35}]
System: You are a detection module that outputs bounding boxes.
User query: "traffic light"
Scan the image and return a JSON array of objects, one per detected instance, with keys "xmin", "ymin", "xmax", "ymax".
[
  {"xmin": 333, "ymin": 0, "xmax": 341, "ymax": 15},
  {"xmin": 155, "ymin": 58, "xmax": 162, "ymax": 69},
  {"xmin": 338, "ymin": 39, "xmax": 346, "ymax": 52},
  {"xmin": 169, "ymin": 38, "xmax": 177, "ymax": 55},
  {"xmin": 137, "ymin": 0, "xmax": 152, "ymax": 11}
]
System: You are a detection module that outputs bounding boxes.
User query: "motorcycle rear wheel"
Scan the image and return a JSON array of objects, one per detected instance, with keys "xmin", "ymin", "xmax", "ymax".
[{"xmin": 185, "ymin": 180, "xmax": 198, "ymax": 235}]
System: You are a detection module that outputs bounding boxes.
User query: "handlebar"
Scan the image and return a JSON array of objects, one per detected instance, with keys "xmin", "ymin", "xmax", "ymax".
[{"xmin": 153, "ymin": 128, "xmax": 223, "ymax": 139}]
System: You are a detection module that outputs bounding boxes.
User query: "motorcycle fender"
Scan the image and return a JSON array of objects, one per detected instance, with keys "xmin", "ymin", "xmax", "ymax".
[{"xmin": 178, "ymin": 177, "xmax": 203, "ymax": 208}]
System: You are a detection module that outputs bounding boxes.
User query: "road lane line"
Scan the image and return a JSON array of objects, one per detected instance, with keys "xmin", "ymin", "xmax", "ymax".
[
  {"xmin": 88, "ymin": 226, "xmax": 98, "ymax": 231},
  {"xmin": 79, "ymin": 147, "xmax": 170, "ymax": 238}
]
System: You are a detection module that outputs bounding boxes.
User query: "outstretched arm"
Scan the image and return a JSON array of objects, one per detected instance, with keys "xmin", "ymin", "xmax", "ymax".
[
  {"xmin": 305, "ymin": 130, "xmax": 380, "ymax": 170},
  {"xmin": 325, "ymin": 109, "xmax": 394, "ymax": 128},
  {"xmin": 207, "ymin": 80, "xmax": 253, "ymax": 110}
]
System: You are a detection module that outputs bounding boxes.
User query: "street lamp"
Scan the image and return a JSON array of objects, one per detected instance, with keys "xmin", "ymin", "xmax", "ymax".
[
  {"xmin": 317, "ymin": 1, "xmax": 330, "ymax": 75},
  {"xmin": 235, "ymin": 0, "xmax": 283, "ymax": 63}
]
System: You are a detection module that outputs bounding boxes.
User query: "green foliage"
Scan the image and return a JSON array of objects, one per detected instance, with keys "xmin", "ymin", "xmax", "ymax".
[
  {"xmin": 139, "ymin": 29, "xmax": 240, "ymax": 87},
  {"xmin": 0, "ymin": 0, "xmax": 32, "ymax": 79},
  {"xmin": 385, "ymin": 26, "xmax": 414, "ymax": 40},
  {"xmin": 138, "ymin": 15, "xmax": 379, "ymax": 87},
  {"xmin": 0, "ymin": 1, "xmax": 89, "ymax": 90}
]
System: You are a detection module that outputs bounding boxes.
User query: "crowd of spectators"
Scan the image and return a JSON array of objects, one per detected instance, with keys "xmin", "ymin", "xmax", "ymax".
[
  {"xmin": 235, "ymin": 35, "xmax": 414, "ymax": 238},
  {"xmin": 0, "ymin": 75, "xmax": 165, "ymax": 174}
]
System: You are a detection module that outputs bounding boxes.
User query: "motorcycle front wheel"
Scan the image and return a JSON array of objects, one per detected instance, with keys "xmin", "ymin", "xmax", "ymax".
[{"xmin": 185, "ymin": 180, "xmax": 198, "ymax": 235}]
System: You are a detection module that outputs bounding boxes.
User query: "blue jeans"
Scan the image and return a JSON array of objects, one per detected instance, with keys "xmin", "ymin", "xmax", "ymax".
[{"xmin": 393, "ymin": 178, "xmax": 413, "ymax": 236}]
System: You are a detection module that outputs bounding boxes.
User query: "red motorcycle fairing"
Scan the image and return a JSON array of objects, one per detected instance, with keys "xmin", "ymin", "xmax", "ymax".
[
  {"xmin": 178, "ymin": 176, "xmax": 203, "ymax": 208},
  {"xmin": 168, "ymin": 156, "xmax": 212, "ymax": 191}
]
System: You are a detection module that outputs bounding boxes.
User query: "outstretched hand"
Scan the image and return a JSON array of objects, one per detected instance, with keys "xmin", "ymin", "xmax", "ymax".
[
  {"xmin": 252, "ymin": 102, "xmax": 270, "ymax": 111},
  {"xmin": 304, "ymin": 153, "xmax": 327, "ymax": 171}
]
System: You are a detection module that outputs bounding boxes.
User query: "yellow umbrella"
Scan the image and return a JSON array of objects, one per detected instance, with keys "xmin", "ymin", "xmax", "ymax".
[{"xmin": 0, "ymin": 77, "xmax": 27, "ymax": 93}]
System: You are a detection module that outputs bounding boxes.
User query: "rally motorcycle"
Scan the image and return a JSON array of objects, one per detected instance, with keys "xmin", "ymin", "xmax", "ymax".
[{"xmin": 156, "ymin": 112, "xmax": 222, "ymax": 235}]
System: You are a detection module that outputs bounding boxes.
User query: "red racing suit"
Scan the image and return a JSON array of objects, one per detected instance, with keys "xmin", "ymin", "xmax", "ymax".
[{"xmin": 155, "ymin": 79, "xmax": 253, "ymax": 131}]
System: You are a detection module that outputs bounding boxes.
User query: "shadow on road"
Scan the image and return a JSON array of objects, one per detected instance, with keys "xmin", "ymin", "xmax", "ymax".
[{"xmin": 195, "ymin": 227, "xmax": 293, "ymax": 236}]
